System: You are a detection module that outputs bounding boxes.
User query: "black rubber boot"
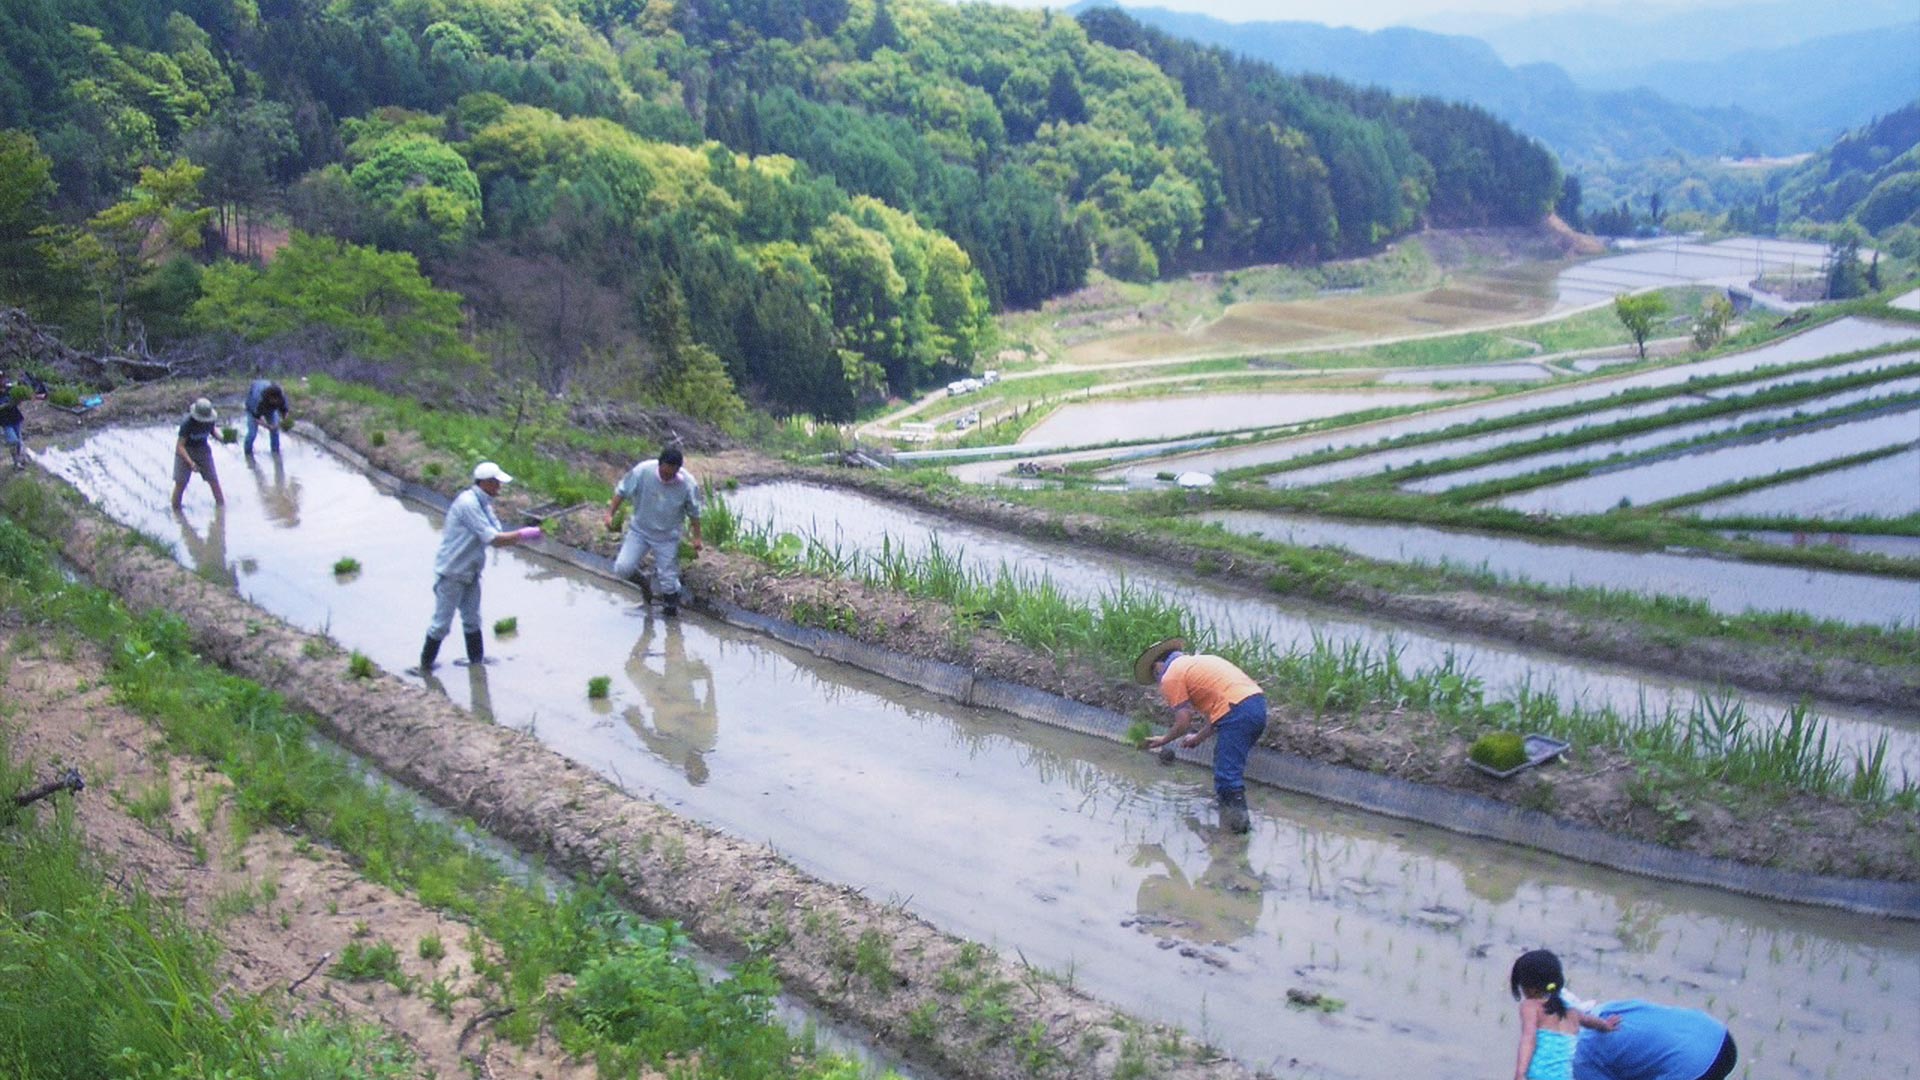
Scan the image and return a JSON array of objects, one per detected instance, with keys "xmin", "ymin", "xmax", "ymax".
[
  {"xmin": 661, "ymin": 590, "xmax": 680, "ymax": 617},
  {"xmin": 1219, "ymin": 789, "xmax": 1251, "ymax": 834},
  {"xmin": 464, "ymin": 629, "xmax": 485, "ymax": 664},
  {"xmin": 419, "ymin": 634, "xmax": 443, "ymax": 673}
]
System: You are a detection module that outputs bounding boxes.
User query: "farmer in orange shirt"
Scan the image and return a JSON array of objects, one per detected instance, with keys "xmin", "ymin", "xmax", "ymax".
[{"xmin": 1135, "ymin": 637, "xmax": 1267, "ymax": 833}]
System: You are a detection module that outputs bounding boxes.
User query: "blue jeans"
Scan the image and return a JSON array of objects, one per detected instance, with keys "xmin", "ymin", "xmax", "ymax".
[
  {"xmin": 245, "ymin": 413, "xmax": 281, "ymax": 454},
  {"xmin": 1212, "ymin": 694, "xmax": 1267, "ymax": 798}
]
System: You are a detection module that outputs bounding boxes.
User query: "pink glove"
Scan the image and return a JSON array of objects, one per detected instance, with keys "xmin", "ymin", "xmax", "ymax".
[{"xmin": 516, "ymin": 526, "xmax": 543, "ymax": 542}]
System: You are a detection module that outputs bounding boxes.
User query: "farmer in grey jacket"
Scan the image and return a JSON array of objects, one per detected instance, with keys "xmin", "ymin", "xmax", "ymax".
[
  {"xmin": 607, "ymin": 444, "xmax": 702, "ymax": 616},
  {"xmin": 418, "ymin": 462, "xmax": 540, "ymax": 672}
]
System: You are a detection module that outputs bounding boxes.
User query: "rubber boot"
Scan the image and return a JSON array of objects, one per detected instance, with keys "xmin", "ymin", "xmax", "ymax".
[
  {"xmin": 418, "ymin": 633, "xmax": 443, "ymax": 673},
  {"xmin": 1219, "ymin": 789, "xmax": 1251, "ymax": 834},
  {"xmin": 661, "ymin": 590, "xmax": 680, "ymax": 617},
  {"xmin": 464, "ymin": 628, "xmax": 485, "ymax": 665}
]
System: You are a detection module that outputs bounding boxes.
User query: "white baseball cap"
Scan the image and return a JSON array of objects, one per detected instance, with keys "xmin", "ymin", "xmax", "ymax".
[{"xmin": 472, "ymin": 461, "xmax": 513, "ymax": 484}]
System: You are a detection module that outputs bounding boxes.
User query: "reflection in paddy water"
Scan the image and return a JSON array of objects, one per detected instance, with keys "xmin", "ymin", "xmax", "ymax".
[{"xmin": 38, "ymin": 424, "xmax": 1920, "ymax": 1080}]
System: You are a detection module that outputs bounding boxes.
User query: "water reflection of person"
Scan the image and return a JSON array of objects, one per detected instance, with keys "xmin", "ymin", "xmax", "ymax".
[
  {"xmin": 1130, "ymin": 817, "xmax": 1266, "ymax": 945},
  {"xmin": 244, "ymin": 451, "xmax": 301, "ymax": 528},
  {"xmin": 173, "ymin": 504, "xmax": 234, "ymax": 586},
  {"xmin": 620, "ymin": 617, "xmax": 718, "ymax": 785},
  {"xmin": 465, "ymin": 659, "xmax": 495, "ymax": 724}
]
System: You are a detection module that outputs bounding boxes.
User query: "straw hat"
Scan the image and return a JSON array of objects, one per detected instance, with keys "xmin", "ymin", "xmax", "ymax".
[
  {"xmin": 1133, "ymin": 637, "xmax": 1186, "ymax": 685},
  {"xmin": 189, "ymin": 398, "xmax": 216, "ymax": 422}
]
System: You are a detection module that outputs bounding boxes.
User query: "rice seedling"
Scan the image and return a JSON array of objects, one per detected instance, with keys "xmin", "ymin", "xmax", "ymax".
[
  {"xmin": 333, "ymin": 556, "xmax": 361, "ymax": 576},
  {"xmin": 587, "ymin": 675, "xmax": 611, "ymax": 699},
  {"xmin": 493, "ymin": 616, "xmax": 517, "ymax": 636}
]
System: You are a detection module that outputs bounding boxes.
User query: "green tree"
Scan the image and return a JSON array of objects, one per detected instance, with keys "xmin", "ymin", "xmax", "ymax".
[
  {"xmin": 192, "ymin": 231, "xmax": 481, "ymax": 373},
  {"xmin": 639, "ymin": 277, "xmax": 746, "ymax": 428},
  {"xmin": 0, "ymin": 129, "xmax": 56, "ymax": 307},
  {"xmin": 1613, "ymin": 292, "xmax": 1669, "ymax": 360},
  {"xmin": 1691, "ymin": 293, "xmax": 1733, "ymax": 351},
  {"xmin": 51, "ymin": 158, "xmax": 210, "ymax": 349},
  {"xmin": 1826, "ymin": 234, "xmax": 1869, "ymax": 299}
]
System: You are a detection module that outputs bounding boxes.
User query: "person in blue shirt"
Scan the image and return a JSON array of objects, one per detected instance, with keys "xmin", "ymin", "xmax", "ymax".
[
  {"xmin": 416, "ymin": 462, "xmax": 541, "ymax": 673},
  {"xmin": 243, "ymin": 379, "xmax": 290, "ymax": 456},
  {"xmin": 170, "ymin": 398, "xmax": 225, "ymax": 510},
  {"xmin": 1573, "ymin": 997, "xmax": 1737, "ymax": 1080},
  {"xmin": 605, "ymin": 444, "xmax": 702, "ymax": 617}
]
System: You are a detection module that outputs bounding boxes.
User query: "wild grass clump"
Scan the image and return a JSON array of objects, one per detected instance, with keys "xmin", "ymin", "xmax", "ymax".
[{"xmin": 348, "ymin": 651, "xmax": 375, "ymax": 679}]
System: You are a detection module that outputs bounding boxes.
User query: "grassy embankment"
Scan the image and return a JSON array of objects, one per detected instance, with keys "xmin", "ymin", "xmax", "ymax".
[{"xmin": 0, "ymin": 494, "xmax": 894, "ymax": 1080}]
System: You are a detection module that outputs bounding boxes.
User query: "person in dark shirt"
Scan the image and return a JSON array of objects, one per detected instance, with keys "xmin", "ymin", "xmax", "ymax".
[
  {"xmin": 0, "ymin": 372, "xmax": 25, "ymax": 470},
  {"xmin": 244, "ymin": 379, "xmax": 290, "ymax": 456},
  {"xmin": 170, "ymin": 397, "xmax": 225, "ymax": 510}
]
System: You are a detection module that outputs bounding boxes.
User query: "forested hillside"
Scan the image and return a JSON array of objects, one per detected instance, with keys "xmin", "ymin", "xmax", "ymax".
[{"xmin": 0, "ymin": 0, "xmax": 1557, "ymax": 420}]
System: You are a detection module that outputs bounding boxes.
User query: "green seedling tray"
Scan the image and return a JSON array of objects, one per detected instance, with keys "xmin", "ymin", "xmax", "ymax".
[{"xmin": 1469, "ymin": 733, "xmax": 1570, "ymax": 780}]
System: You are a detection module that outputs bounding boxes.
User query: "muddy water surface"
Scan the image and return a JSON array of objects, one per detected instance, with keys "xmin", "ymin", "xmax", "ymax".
[
  {"xmin": 724, "ymin": 483, "xmax": 1918, "ymax": 776},
  {"xmin": 1197, "ymin": 511, "xmax": 1920, "ymax": 630},
  {"xmin": 40, "ymin": 427, "xmax": 1920, "ymax": 1080}
]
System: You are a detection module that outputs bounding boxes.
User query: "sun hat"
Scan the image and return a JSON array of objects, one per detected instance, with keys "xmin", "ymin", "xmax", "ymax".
[
  {"xmin": 472, "ymin": 461, "xmax": 513, "ymax": 484},
  {"xmin": 1133, "ymin": 637, "xmax": 1187, "ymax": 685},
  {"xmin": 189, "ymin": 398, "xmax": 216, "ymax": 422}
]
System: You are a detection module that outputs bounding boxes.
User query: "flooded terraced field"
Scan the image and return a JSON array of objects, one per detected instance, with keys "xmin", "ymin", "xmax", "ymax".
[
  {"xmin": 723, "ymin": 482, "xmax": 1918, "ymax": 775},
  {"xmin": 1017, "ymin": 389, "xmax": 1461, "ymax": 446},
  {"xmin": 1197, "ymin": 511, "xmax": 1920, "ymax": 630},
  {"xmin": 37, "ymin": 424, "xmax": 1920, "ymax": 1080},
  {"xmin": 1101, "ymin": 319, "xmax": 1920, "ymax": 482},
  {"xmin": 1492, "ymin": 407, "xmax": 1920, "ymax": 516},
  {"xmin": 1689, "ymin": 446, "xmax": 1920, "ymax": 521}
]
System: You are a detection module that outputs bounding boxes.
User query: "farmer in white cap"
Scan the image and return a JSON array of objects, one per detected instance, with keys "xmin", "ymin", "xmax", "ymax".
[
  {"xmin": 1135, "ymin": 637, "xmax": 1268, "ymax": 833},
  {"xmin": 416, "ymin": 461, "xmax": 542, "ymax": 673},
  {"xmin": 170, "ymin": 397, "xmax": 225, "ymax": 510}
]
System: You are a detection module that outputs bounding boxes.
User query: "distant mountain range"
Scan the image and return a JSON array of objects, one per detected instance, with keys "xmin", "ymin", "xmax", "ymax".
[
  {"xmin": 1416, "ymin": 0, "xmax": 1916, "ymax": 76},
  {"xmin": 1070, "ymin": 1, "xmax": 1918, "ymax": 165}
]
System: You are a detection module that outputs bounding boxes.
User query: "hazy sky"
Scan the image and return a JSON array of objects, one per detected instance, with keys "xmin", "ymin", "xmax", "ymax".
[{"xmin": 980, "ymin": 0, "xmax": 1747, "ymax": 31}]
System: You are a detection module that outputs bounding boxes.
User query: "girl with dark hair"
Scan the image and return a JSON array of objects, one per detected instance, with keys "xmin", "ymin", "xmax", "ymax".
[{"xmin": 1510, "ymin": 949, "xmax": 1618, "ymax": 1080}]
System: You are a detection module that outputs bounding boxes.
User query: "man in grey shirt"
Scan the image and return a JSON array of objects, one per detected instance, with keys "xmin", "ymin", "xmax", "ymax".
[
  {"xmin": 607, "ymin": 444, "xmax": 703, "ymax": 616},
  {"xmin": 417, "ymin": 461, "xmax": 540, "ymax": 673}
]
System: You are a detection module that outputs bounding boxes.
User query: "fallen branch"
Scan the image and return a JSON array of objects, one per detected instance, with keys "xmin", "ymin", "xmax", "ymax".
[
  {"xmin": 457, "ymin": 1006, "xmax": 515, "ymax": 1049},
  {"xmin": 13, "ymin": 768, "xmax": 83, "ymax": 807},
  {"xmin": 289, "ymin": 951, "xmax": 331, "ymax": 993}
]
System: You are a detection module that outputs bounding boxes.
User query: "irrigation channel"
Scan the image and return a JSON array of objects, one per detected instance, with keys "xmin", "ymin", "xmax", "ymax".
[
  {"xmin": 722, "ymin": 482, "xmax": 1918, "ymax": 779},
  {"xmin": 39, "ymin": 425, "xmax": 1920, "ymax": 1080},
  {"xmin": 1195, "ymin": 511, "xmax": 1920, "ymax": 630}
]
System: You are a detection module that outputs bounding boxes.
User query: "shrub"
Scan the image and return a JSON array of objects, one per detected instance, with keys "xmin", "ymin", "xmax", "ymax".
[{"xmin": 1469, "ymin": 731, "xmax": 1527, "ymax": 771}]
